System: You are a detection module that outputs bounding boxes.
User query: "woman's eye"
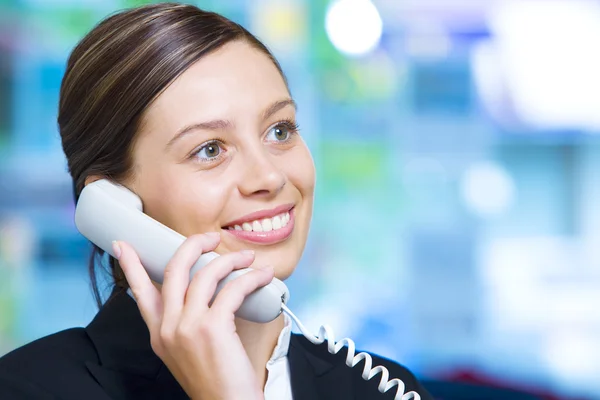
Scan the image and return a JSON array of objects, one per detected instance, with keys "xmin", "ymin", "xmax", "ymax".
[
  {"xmin": 193, "ymin": 142, "xmax": 222, "ymax": 160},
  {"xmin": 265, "ymin": 121, "xmax": 298, "ymax": 143}
]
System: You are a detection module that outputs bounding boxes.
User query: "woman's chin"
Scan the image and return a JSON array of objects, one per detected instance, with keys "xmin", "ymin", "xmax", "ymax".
[{"xmin": 274, "ymin": 265, "xmax": 295, "ymax": 281}]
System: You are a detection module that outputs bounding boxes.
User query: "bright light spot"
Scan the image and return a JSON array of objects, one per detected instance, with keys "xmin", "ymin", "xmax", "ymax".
[
  {"xmin": 471, "ymin": 40, "xmax": 514, "ymax": 126},
  {"xmin": 482, "ymin": 240, "xmax": 534, "ymax": 284},
  {"xmin": 486, "ymin": 0, "xmax": 600, "ymax": 130},
  {"xmin": 544, "ymin": 331, "xmax": 600, "ymax": 384},
  {"xmin": 325, "ymin": 0, "xmax": 383, "ymax": 56},
  {"xmin": 461, "ymin": 162, "xmax": 516, "ymax": 217}
]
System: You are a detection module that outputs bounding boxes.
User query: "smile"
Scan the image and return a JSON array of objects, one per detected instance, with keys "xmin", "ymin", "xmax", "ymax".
[
  {"xmin": 226, "ymin": 211, "xmax": 290, "ymax": 232},
  {"xmin": 223, "ymin": 207, "xmax": 295, "ymax": 245}
]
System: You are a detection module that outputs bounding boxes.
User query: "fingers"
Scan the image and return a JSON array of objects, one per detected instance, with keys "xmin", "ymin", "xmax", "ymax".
[
  {"xmin": 182, "ymin": 250, "xmax": 256, "ymax": 319},
  {"xmin": 161, "ymin": 233, "xmax": 221, "ymax": 325},
  {"xmin": 209, "ymin": 267, "xmax": 275, "ymax": 317},
  {"xmin": 114, "ymin": 240, "xmax": 162, "ymax": 332},
  {"xmin": 117, "ymin": 232, "xmax": 269, "ymax": 336}
]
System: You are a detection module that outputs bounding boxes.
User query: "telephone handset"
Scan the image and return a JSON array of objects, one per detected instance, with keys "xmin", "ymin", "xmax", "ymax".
[
  {"xmin": 74, "ymin": 179, "xmax": 289, "ymax": 323},
  {"xmin": 75, "ymin": 179, "xmax": 422, "ymax": 399}
]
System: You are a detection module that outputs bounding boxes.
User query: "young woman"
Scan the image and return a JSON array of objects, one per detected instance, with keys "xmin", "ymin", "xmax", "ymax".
[{"xmin": 0, "ymin": 3, "xmax": 432, "ymax": 399}]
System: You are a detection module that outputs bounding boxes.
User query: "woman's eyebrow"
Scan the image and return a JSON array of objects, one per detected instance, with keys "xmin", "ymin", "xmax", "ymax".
[
  {"xmin": 166, "ymin": 119, "xmax": 233, "ymax": 149},
  {"xmin": 262, "ymin": 98, "xmax": 297, "ymax": 121}
]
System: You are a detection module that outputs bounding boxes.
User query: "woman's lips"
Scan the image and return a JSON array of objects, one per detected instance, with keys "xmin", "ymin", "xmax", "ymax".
[
  {"xmin": 222, "ymin": 203, "xmax": 294, "ymax": 228},
  {"xmin": 223, "ymin": 208, "xmax": 295, "ymax": 245}
]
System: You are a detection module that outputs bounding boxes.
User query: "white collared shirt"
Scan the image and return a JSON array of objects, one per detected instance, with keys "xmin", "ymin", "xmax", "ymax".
[{"xmin": 264, "ymin": 312, "xmax": 293, "ymax": 399}]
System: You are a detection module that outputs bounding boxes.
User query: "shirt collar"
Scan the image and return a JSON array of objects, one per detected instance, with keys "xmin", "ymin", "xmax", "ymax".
[{"xmin": 267, "ymin": 311, "xmax": 292, "ymax": 363}]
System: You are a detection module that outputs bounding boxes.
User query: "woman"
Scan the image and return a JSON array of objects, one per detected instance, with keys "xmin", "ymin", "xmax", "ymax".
[{"xmin": 0, "ymin": 3, "xmax": 432, "ymax": 399}]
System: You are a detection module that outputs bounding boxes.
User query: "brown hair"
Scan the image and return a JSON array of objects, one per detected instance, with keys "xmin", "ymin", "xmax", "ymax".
[{"xmin": 58, "ymin": 2, "xmax": 286, "ymax": 307}]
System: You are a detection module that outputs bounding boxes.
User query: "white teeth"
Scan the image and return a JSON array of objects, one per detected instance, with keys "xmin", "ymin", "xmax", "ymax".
[
  {"xmin": 262, "ymin": 218, "xmax": 273, "ymax": 232},
  {"xmin": 272, "ymin": 215, "xmax": 282, "ymax": 230},
  {"xmin": 229, "ymin": 211, "xmax": 292, "ymax": 232}
]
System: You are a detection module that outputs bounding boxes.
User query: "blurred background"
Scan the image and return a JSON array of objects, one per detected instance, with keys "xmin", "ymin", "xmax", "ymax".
[{"xmin": 1, "ymin": 0, "xmax": 599, "ymax": 398}]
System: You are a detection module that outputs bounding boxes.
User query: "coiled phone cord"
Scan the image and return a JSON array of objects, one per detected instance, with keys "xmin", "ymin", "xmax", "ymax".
[{"xmin": 281, "ymin": 304, "xmax": 421, "ymax": 400}]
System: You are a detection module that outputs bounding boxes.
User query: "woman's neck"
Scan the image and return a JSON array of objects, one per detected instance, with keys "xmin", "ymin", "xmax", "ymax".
[{"xmin": 235, "ymin": 314, "xmax": 285, "ymax": 388}]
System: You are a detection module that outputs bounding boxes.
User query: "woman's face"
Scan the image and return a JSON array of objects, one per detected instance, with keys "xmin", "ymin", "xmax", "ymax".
[{"xmin": 127, "ymin": 40, "xmax": 315, "ymax": 280}]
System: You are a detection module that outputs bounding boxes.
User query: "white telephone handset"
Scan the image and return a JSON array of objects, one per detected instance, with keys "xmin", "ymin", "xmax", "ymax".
[
  {"xmin": 74, "ymin": 179, "xmax": 289, "ymax": 323},
  {"xmin": 75, "ymin": 179, "xmax": 421, "ymax": 399}
]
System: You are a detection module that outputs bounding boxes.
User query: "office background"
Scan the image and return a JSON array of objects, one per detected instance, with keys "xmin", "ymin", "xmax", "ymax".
[{"xmin": 1, "ymin": 0, "xmax": 599, "ymax": 398}]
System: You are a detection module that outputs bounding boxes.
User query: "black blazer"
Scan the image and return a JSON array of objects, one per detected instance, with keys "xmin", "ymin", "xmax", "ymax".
[{"xmin": 0, "ymin": 289, "xmax": 433, "ymax": 399}]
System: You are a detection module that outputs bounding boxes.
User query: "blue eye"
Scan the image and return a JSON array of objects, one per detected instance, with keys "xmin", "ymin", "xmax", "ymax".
[
  {"xmin": 265, "ymin": 120, "xmax": 299, "ymax": 143},
  {"xmin": 192, "ymin": 141, "xmax": 222, "ymax": 161}
]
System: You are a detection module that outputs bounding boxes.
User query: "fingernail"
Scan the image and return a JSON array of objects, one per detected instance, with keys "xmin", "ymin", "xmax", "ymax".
[
  {"xmin": 241, "ymin": 250, "xmax": 255, "ymax": 256},
  {"xmin": 112, "ymin": 240, "xmax": 122, "ymax": 259},
  {"xmin": 205, "ymin": 232, "xmax": 220, "ymax": 238}
]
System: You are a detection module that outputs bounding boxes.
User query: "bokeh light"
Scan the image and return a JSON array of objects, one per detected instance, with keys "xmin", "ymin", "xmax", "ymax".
[
  {"xmin": 461, "ymin": 161, "xmax": 516, "ymax": 217},
  {"xmin": 325, "ymin": 0, "xmax": 382, "ymax": 57}
]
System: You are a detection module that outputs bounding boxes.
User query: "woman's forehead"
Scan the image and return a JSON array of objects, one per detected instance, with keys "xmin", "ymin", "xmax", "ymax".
[{"xmin": 143, "ymin": 42, "xmax": 289, "ymax": 128}]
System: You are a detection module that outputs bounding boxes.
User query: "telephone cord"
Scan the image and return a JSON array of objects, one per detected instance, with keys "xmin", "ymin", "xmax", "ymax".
[{"xmin": 281, "ymin": 304, "xmax": 421, "ymax": 400}]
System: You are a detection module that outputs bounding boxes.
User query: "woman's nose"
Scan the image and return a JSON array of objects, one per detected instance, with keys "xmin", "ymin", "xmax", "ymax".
[{"xmin": 237, "ymin": 148, "xmax": 286, "ymax": 197}]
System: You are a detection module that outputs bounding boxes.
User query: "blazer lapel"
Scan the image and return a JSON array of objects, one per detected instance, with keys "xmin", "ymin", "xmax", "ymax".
[
  {"xmin": 85, "ymin": 290, "xmax": 359, "ymax": 400},
  {"xmin": 288, "ymin": 334, "xmax": 355, "ymax": 400},
  {"xmin": 84, "ymin": 289, "xmax": 188, "ymax": 400}
]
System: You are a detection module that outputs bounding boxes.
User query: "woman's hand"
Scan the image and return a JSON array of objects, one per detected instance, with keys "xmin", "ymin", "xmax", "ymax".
[{"xmin": 112, "ymin": 232, "xmax": 274, "ymax": 400}]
